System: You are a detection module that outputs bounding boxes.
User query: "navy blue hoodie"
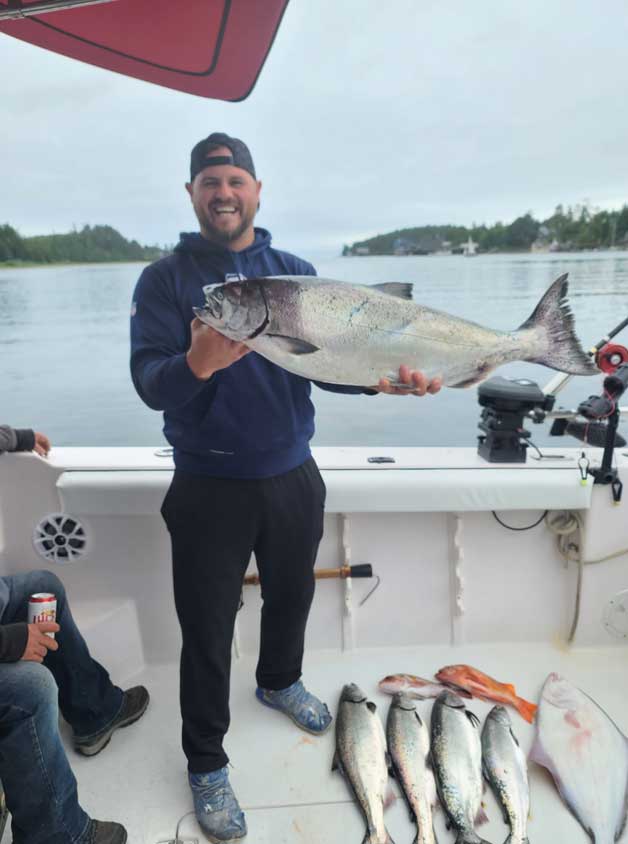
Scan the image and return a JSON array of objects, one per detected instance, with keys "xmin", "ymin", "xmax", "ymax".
[{"xmin": 130, "ymin": 228, "xmax": 368, "ymax": 478}]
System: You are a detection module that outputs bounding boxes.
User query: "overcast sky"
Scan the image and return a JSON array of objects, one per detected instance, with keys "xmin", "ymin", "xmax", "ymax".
[{"xmin": 2, "ymin": 0, "xmax": 627, "ymax": 260}]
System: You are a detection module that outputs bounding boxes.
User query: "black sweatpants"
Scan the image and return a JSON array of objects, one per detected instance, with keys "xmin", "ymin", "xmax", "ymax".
[{"xmin": 160, "ymin": 457, "xmax": 326, "ymax": 773}]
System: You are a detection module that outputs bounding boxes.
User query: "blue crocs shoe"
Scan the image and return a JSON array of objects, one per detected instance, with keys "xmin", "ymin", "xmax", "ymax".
[
  {"xmin": 255, "ymin": 679, "xmax": 333, "ymax": 735},
  {"xmin": 189, "ymin": 767, "xmax": 247, "ymax": 843}
]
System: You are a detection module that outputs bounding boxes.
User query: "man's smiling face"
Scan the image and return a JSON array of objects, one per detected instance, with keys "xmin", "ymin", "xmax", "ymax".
[{"xmin": 186, "ymin": 145, "xmax": 262, "ymax": 251}]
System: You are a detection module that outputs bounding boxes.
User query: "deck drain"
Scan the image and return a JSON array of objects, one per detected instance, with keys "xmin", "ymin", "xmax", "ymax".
[
  {"xmin": 603, "ymin": 589, "xmax": 628, "ymax": 639},
  {"xmin": 33, "ymin": 513, "xmax": 90, "ymax": 564}
]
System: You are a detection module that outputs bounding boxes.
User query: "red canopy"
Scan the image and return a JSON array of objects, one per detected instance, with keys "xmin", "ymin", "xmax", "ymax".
[{"xmin": 0, "ymin": 0, "xmax": 290, "ymax": 100}]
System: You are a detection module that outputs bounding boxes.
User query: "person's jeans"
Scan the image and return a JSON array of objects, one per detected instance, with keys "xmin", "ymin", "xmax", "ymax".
[{"xmin": 0, "ymin": 570, "xmax": 124, "ymax": 843}]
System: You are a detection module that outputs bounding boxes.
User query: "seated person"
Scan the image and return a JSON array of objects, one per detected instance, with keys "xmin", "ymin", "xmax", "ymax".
[{"xmin": 0, "ymin": 424, "xmax": 149, "ymax": 844}]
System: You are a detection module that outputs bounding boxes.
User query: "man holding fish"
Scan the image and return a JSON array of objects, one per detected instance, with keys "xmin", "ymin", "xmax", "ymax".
[{"xmin": 130, "ymin": 132, "xmax": 441, "ymax": 843}]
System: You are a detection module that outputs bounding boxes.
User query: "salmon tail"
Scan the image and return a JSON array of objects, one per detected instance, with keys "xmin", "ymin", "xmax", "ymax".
[
  {"xmin": 454, "ymin": 834, "xmax": 492, "ymax": 844},
  {"xmin": 363, "ymin": 831, "xmax": 395, "ymax": 844},
  {"xmin": 413, "ymin": 828, "xmax": 440, "ymax": 844},
  {"xmin": 515, "ymin": 697, "xmax": 538, "ymax": 723},
  {"xmin": 517, "ymin": 273, "xmax": 597, "ymax": 375}
]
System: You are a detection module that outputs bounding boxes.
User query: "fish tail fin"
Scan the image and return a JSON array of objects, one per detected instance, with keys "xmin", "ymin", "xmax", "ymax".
[
  {"xmin": 454, "ymin": 834, "xmax": 492, "ymax": 844},
  {"xmin": 414, "ymin": 829, "xmax": 440, "ymax": 844},
  {"xmin": 363, "ymin": 830, "xmax": 395, "ymax": 844},
  {"xmin": 515, "ymin": 697, "xmax": 538, "ymax": 723},
  {"xmin": 517, "ymin": 273, "xmax": 597, "ymax": 375}
]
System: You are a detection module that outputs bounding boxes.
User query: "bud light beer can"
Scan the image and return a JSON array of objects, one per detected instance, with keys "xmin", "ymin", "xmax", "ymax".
[{"xmin": 28, "ymin": 593, "xmax": 57, "ymax": 638}]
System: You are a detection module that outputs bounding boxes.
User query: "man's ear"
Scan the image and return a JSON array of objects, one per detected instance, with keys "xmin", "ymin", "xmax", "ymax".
[{"xmin": 185, "ymin": 182, "xmax": 193, "ymax": 199}]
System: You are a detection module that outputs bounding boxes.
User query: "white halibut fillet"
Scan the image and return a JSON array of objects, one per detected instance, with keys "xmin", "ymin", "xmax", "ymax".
[{"xmin": 530, "ymin": 673, "xmax": 628, "ymax": 843}]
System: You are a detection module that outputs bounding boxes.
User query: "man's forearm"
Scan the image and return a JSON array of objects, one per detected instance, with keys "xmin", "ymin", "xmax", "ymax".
[
  {"xmin": 0, "ymin": 425, "xmax": 35, "ymax": 454},
  {"xmin": 0, "ymin": 623, "xmax": 28, "ymax": 662}
]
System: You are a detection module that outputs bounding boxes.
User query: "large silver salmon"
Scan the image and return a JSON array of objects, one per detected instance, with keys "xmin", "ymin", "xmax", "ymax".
[
  {"xmin": 430, "ymin": 691, "xmax": 492, "ymax": 844},
  {"xmin": 386, "ymin": 692, "xmax": 439, "ymax": 844},
  {"xmin": 333, "ymin": 683, "xmax": 395, "ymax": 844},
  {"xmin": 193, "ymin": 273, "xmax": 597, "ymax": 388},
  {"xmin": 481, "ymin": 706, "xmax": 530, "ymax": 844},
  {"xmin": 529, "ymin": 673, "xmax": 628, "ymax": 844}
]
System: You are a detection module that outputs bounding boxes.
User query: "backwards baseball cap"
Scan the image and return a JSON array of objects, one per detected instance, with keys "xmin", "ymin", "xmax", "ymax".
[{"xmin": 189, "ymin": 132, "xmax": 256, "ymax": 182}]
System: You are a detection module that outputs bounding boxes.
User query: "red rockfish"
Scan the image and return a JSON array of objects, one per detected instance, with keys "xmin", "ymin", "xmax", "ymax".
[
  {"xmin": 378, "ymin": 673, "xmax": 472, "ymax": 700},
  {"xmin": 435, "ymin": 664, "xmax": 537, "ymax": 723}
]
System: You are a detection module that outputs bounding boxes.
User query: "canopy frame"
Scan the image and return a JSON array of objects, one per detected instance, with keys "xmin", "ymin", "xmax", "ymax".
[{"xmin": 0, "ymin": 0, "xmax": 117, "ymax": 20}]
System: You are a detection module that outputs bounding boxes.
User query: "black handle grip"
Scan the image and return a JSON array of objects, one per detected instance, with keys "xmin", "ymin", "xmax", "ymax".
[{"xmin": 349, "ymin": 564, "xmax": 373, "ymax": 578}]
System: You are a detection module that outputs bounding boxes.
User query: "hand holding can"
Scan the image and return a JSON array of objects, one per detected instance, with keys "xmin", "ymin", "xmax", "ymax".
[{"xmin": 22, "ymin": 622, "xmax": 59, "ymax": 662}]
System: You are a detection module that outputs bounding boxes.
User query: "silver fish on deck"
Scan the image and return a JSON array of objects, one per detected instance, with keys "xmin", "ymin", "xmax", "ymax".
[
  {"xmin": 386, "ymin": 693, "xmax": 439, "ymax": 844},
  {"xmin": 193, "ymin": 273, "xmax": 597, "ymax": 388},
  {"xmin": 379, "ymin": 673, "xmax": 472, "ymax": 700},
  {"xmin": 333, "ymin": 683, "xmax": 395, "ymax": 844},
  {"xmin": 529, "ymin": 673, "xmax": 628, "ymax": 844},
  {"xmin": 481, "ymin": 706, "xmax": 530, "ymax": 844},
  {"xmin": 431, "ymin": 691, "xmax": 492, "ymax": 844}
]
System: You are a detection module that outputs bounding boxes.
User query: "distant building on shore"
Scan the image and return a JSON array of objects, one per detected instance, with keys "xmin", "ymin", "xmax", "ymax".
[{"xmin": 462, "ymin": 236, "xmax": 478, "ymax": 256}]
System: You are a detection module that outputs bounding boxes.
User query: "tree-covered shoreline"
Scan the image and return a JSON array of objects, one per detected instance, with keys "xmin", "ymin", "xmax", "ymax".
[
  {"xmin": 0, "ymin": 223, "xmax": 167, "ymax": 265},
  {"xmin": 344, "ymin": 203, "xmax": 628, "ymax": 256}
]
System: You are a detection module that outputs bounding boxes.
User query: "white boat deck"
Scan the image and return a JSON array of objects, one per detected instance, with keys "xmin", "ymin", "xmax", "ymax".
[
  {"xmin": 3, "ymin": 641, "xmax": 627, "ymax": 844},
  {"xmin": 2, "ymin": 447, "xmax": 628, "ymax": 843}
]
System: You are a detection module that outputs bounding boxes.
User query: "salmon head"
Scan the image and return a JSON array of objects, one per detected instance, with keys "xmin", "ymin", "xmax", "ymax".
[{"xmin": 194, "ymin": 280, "xmax": 268, "ymax": 341}]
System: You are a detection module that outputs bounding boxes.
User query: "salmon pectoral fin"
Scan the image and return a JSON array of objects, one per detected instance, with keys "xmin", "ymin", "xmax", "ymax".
[
  {"xmin": 475, "ymin": 804, "xmax": 490, "ymax": 826},
  {"xmin": 384, "ymin": 785, "xmax": 397, "ymax": 810},
  {"xmin": 265, "ymin": 334, "xmax": 320, "ymax": 355}
]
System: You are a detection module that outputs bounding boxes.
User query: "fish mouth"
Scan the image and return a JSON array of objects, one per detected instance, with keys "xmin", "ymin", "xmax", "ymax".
[
  {"xmin": 201, "ymin": 293, "xmax": 223, "ymax": 320},
  {"xmin": 193, "ymin": 301, "xmax": 221, "ymax": 324},
  {"xmin": 392, "ymin": 692, "xmax": 416, "ymax": 711},
  {"xmin": 341, "ymin": 683, "xmax": 367, "ymax": 703},
  {"xmin": 438, "ymin": 690, "xmax": 466, "ymax": 709}
]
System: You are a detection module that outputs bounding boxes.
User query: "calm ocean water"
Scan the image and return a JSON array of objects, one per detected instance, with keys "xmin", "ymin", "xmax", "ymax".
[{"xmin": 1, "ymin": 251, "xmax": 627, "ymax": 448}]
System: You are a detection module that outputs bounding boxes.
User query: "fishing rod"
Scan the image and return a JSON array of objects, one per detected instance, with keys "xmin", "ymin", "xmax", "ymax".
[
  {"xmin": 476, "ymin": 312, "xmax": 628, "ymax": 466},
  {"xmin": 540, "ymin": 313, "xmax": 628, "ymax": 399}
]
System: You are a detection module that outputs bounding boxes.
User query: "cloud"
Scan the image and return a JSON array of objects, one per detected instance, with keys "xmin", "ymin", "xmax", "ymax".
[{"xmin": 1, "ymin": 0, "xmax": 627, "ymax": 258}]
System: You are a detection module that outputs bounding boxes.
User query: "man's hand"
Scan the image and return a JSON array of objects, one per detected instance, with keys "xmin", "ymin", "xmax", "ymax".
[
  {"xmin": 186, "ymin": 318, "xmax": 251, "ymax": 380},
  {"xmin": 374, "ymin": 365, "xmax": 443, "ymax": 396},
  {"xmin": 21, "ymin": 622, "xmax": 60, "ymax": 662},
  {"xmin": 33, "ymin": 432, "xmax": 51, "ymax": 457}
]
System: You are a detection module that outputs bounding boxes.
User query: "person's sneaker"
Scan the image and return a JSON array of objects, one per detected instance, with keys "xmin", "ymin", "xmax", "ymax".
[
  {"xmin": 87, "ymin": 819, "xmax": 127, "ymax": 844},
  {"xmin": 75, "ymin": 686, "xmax": 150, "ymax": 757},
  {"xmin": 189, "ymin": 767, "xmax": 247, "ymax": 843},
  {"xmin": 255, "ymin": 679, "xmax": 332, "ymax": 734}
]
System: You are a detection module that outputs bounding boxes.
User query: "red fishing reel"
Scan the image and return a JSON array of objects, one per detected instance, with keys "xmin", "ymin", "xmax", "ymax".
[{"xmin": 596, "ymin": 343, "xmax": 628, "ymax": 374}]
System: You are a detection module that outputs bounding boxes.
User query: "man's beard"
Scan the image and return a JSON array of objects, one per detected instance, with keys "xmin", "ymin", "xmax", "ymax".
[{"xmin": 201, "ymin": 208, "xmax": 255, "ymax": 245}]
